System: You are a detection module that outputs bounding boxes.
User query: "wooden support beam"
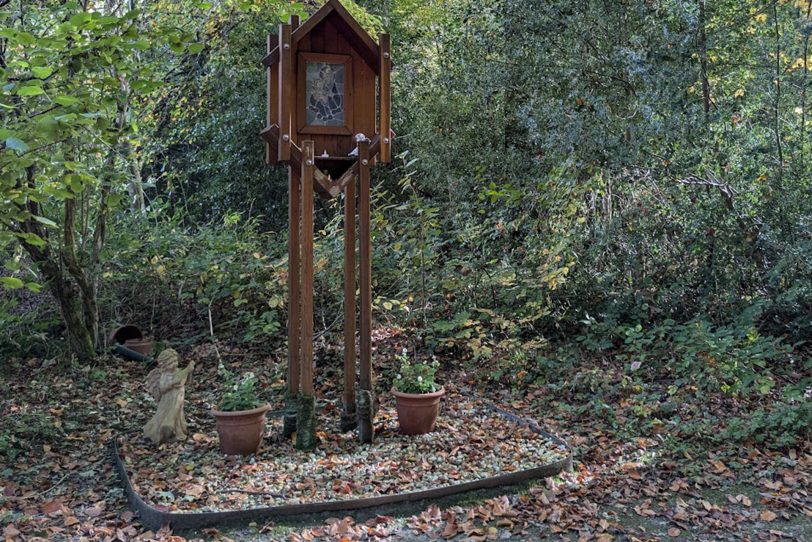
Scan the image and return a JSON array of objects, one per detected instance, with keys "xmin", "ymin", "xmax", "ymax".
[
  {"xmin": 262, "ymin": 125, "xmax": 338, "ymax": 197},
  {"xmin": 379, "ymin": 33, "xmax": 391, "ymax": 163},
  {"xmin": 266, "ymin": 33, "xmax": 278, "ymax": 165},
  {"xmin": 334, "ymin": 168, "xmax": 356, "ymax": 195},
  {"xmin": 287, "ymin": 166, "xmax": 301, "ymax": 399},
  {"xmin": 336, "ymin": 135, "xmax": 380, "ymax": 192},
  {"xmin": 300, "ymin": 141, "xmax": 315, "ymax": 397},
  {"xmin": 357, "ymin": 139, "xmax": 373, "ymax": 443},
  {"xmin": 278, "ymin": 24, "xmax": 292, "ymax": 162},
  {"xmin": 358, "ymin": 142, "xmax": 372, "ymax": 390},
  {"xmin": 290, "ymin": 14, "xmax": 300, "ymax": 30},
  {"xmin": 342, "ymin": 176, "xmax": 357, "ymax": 423}
]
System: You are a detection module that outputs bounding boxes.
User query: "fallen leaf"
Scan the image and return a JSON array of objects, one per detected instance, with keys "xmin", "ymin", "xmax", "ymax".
[
  {"xmin": 710, "ymin": 459, "xmax": 727, "ymax": 473},
  {"xmin": 41, "ymin": 499, "xmax": 62, "ymax": 515},
  {"xmin": 85, "ymin": 505, "xmax": 103, "ymax": 518},
  {"xmin": 668, "ymin": 527, "xmax": 681, "ymax": 537},
  {"xmin": 759, "ymin": 510, "xmax": 777, "ymax": 522}
]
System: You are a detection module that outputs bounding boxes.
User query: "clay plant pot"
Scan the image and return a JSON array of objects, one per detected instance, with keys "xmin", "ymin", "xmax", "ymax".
[
  {"xmin": 211, "ymin": 404, "xmax": 271, "ymax": 455},
  {"xmin": 392, "ymin": 387, "xmax": 445, "ymax": 435}
]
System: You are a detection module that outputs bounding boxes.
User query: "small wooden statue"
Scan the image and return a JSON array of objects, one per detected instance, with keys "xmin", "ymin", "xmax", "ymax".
[{"xmin": 143, "ymin": 349, "xmax": 194, "ymax": 444}]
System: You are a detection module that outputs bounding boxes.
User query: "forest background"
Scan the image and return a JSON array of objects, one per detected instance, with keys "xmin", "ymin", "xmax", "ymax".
[{"xmin": 1, "ymin": 0, "xmax": 811, "ymax": 456}]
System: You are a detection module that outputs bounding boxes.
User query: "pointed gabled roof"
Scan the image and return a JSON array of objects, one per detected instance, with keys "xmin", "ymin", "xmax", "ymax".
[{"xmin": 262, "ymin": 0, "xmax": 380, "ymax": 73}]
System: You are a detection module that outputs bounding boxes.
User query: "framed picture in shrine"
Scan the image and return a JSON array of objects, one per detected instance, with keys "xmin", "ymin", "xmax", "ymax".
[{"xmin": 297, "ymin": 52, "xmax": 354, "ymax": 135}]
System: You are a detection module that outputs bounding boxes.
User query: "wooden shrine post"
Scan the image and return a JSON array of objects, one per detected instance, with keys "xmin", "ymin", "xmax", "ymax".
[{"xmin": 260, "ymin": 0, "xmax": 392, "ymax": 449}]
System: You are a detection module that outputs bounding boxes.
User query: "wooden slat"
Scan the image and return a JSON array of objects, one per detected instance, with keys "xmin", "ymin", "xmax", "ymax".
[
  {"xmin": 300, "ymin": 141, "xmax": 315, "ymax": 396},
  {"xmin": 266, "ymin": 34, "xmax": 278, "ymax": 165},
  {"xmin": 378, "ymin": 33, "xmax": 391, "ymax": 163},
  {"xmin": 343, "ymin": 176, "xmax": 357, "ymax": 417},
  {"xmin": 278, "ymin": 23, "xmax": 292, "ymax": 161},
  {"xmin": 290, "ymin": 14, "xmax": 300, "ymax": 30},
  {"xmin": 358, "ymin": 139, "xmax": 372, "ymax": 395},
  {"xmin": 287, "ymin": 166, "xmax": 301, "ymax": 397}
]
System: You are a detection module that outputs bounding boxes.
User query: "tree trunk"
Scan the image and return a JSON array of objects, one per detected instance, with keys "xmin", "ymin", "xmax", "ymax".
[
  {"xmin": 19, "ymin": 230, "xmax": 96, "ymax": 361},
  {"xmin": 45, "ymin": 261, "xmax": 96, "ymax": 361}
]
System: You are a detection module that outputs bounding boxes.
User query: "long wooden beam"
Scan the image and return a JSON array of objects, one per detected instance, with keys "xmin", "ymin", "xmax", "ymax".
[
  {"xmin": 378, "ymin": 33, "xmax": 391, "ymax": 163},
  {"xmin": 358, "ymin": 139, "xmax": 372, "ymax": 394},
  {"xmin": 266, "ymin": 33, "xmax": 278, "ymax": 165},
  {"xmin": 357, "ymin": 139, "xmax": 373, "ymax": 444},
  {"xmin": 342, "ymin": 175, "xmax": 357, "ymax": 423},
  {"xmin": 278, "ymin": 23, "xmax": 292, "ymax": 162},
  {"xmin": 300, "ymin": 141, "xmax": 315, "ymax": 397},
  {"xmin": 287, "ymin": 166, "xmax": 301, "ymax": 400}
]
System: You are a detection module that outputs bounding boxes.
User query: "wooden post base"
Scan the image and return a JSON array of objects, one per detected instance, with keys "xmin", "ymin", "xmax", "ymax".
[
  {"xmin": 356, "ymin": 389, "xmax": 374, "ymax": 443},
  {"xmin": 295, "ymin": 394, "xmax": 317, "ymax": 450},
  {"xmin": 282, "ymin": 392, "xmax": 298, "ymax": 438},
  {"xmin": 340, "ymin": 398, "xmax": 357, "ymax": 432}
]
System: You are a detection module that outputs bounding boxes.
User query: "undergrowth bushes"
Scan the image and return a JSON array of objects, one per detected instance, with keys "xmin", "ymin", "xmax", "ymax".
[{"xmin": 98, "ymin": 210, "xmax": 289, "ymax": 346}]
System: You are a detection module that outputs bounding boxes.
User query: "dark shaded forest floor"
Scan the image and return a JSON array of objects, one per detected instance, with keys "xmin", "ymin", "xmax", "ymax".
[{"xmin": 1, "ymin": 336, "xmax": 810, "ymax": 541}]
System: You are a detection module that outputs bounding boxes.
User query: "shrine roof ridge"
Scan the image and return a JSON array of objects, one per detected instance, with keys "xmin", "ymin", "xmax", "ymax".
[{"xmin": 261, "ymin": 0, "xmax": 382, "ymax": 74}]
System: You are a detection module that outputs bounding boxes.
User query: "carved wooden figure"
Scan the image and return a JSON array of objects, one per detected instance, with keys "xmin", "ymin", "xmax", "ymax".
[
  {"xmin": 144, "ymin": 349, "xmax": 195, "ymax": 444},
  {"xmin": 260, "ymin": 0, "xmax": 391, "ymax": 448}
]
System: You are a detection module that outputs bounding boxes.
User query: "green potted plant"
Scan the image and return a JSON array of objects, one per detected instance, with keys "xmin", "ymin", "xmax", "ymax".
[
  {"xmin": 391, "ymin": 349, "xmax": 445, "ymax": 435},
  {"xmin": 211, "ymin": 366, "xmax": 271, "ymax": 455}
]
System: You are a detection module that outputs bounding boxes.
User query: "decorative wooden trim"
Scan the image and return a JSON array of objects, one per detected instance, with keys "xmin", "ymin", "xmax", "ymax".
[
  {"xmin": 297, "ymin": 52, "xmax": 353, "ymax": 136},
  {"xmin": 378, "ymin": 33, "xmax": 391, "ymax": 163},
  {"xmin": 278, "ymin": 24, "xmax": 292, "ymax": 161},
  {"xmin": 300, "ymin": 141, "xmax": 315, "ymax": 396}
]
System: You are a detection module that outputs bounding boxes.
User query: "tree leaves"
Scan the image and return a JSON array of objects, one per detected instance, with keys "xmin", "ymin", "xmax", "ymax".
[
  {"xmin": 16, "ymin": 85, "xmax": 45, "ymax": 96},
  {"xmin": 0, "ymin": 277, "xmax": 24, "ymax": 289},
  {"xmin": 4, "ymin": 137, "xmax": 29, "ymax": 153}
]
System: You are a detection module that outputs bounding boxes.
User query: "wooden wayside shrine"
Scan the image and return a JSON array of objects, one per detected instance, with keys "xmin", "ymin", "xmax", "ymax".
[{"xmin": 260, "ymin": 0, "xmax": 392, "ymax": 449}]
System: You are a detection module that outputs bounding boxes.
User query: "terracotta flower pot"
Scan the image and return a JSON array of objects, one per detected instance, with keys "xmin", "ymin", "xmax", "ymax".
[
  {"xmin": 211, "ymin": 404, "xmax": 271, "ymax": 455},
  {"xmin": 392, "ymin": 387, "xmax": 445, "ymax": 435}
]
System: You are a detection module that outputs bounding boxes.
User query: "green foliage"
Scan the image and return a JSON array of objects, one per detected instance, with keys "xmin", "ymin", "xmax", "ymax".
[
  {"xmin": 0, "ymin": 294, "xmax": 61, "ymax": 361},
  {"xmin": 100, "ymin": 209, "xmax": 285, "ymax": 343},
  {"xmin": 0, "ymin": 411, "xmax": 63, "ymax": 462},
  {"xmin": 576, "ymin": 313, "xmax": 790, "ymax": 397},
  {"xmin": 722, "ymin": 400, "xmax": 812, "ymax": 449},
  {"xmin": 392, "ymin": 349, "xmax": 440, "ymax": 393},
  {"xmin": 217, "ymin": 364, "xmax": 261, "ymax": 412}
]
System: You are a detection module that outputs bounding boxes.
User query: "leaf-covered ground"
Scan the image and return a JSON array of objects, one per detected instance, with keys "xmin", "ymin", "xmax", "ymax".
[
  {"xmin": 122, "ymin": 390, "xmax": 567, "ymax": 512},
  {"xmin": 1, "ymin": 339, "xmax": 810, "ymax": 541}
]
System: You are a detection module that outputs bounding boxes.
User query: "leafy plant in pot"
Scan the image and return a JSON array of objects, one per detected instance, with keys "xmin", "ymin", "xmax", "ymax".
[
  {"xmin": 211, "ymin": 366, "xmax": 270, "ymax": 455},
  {"xmin": 392, "ymin": 350, "xmax": 444, "ymax": 435}
]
